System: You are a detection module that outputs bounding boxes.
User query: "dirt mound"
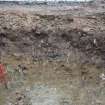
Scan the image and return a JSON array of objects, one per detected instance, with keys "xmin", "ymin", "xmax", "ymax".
[{"xmin": 91, "ymin": 0, "xmax": 105, "ymax": 8}]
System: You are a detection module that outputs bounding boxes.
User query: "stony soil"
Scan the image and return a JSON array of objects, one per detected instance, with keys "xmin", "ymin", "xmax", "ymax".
[{"xmin": 0, "ymin": 4, "xmax": 105, "ymax": 105}]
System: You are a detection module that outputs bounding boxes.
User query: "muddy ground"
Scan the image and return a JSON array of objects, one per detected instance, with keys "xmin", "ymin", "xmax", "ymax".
[{"xmin": 0, "ymin": 4, "xmax": 105, "ymax": 105}]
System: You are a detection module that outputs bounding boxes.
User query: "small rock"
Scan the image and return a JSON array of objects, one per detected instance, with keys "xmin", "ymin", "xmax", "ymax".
[{"xmin": 100, "ymin": 73, "xmax": 105, "ymax": 80}]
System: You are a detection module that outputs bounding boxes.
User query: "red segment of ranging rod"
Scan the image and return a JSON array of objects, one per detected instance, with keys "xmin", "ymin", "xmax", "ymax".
[{"xmin": 0, "ymin": 64, "xmax": 8, "ymax": 89}]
